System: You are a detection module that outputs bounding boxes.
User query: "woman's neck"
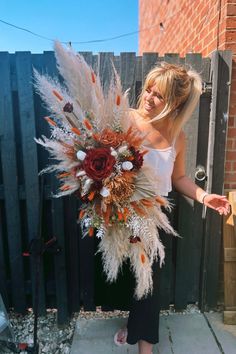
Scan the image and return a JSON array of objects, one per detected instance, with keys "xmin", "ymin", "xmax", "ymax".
[{"xmin": 137, "ymin": 109, "xmax": 172, "ymax": 131}]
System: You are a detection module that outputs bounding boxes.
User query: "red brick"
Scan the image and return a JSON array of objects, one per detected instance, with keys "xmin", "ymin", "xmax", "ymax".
[
  {"xmin": 227, "ymin": 127, "xmax": 236, "ymax": 138},
  {"xmin": 228, "ymin": 116, "xmax": 236, "ymax": 126},
  {"xmin": 226, "ymin": 17, "xmax": 236, "ymax": 28},
  {"xmin": 224, "ymin": 172, "xmax": 236, "ymax": 182},
  {"xmin": 225, "ymin": 161, "xmax": 232, "ymax": 171},
  {"xmin": 226, "ymin": 151, "xmax": 236, "ymax": 160},
  {"xmin": 226, "ymin": 138, "xmax": 234, "ymax": 150},
  {"xmin": 226, "ymin": 4, "xmax": 236, "ymax": 16}
]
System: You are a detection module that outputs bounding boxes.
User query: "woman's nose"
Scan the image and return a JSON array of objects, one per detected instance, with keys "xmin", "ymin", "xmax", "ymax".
[{"xmin": 146, "ymin": 92, "xmax": 154, "ymax": 101}]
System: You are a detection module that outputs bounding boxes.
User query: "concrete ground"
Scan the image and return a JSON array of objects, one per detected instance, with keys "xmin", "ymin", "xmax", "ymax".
[{"xmin": 71, "ymin": 312, "xmax": 236, "ymax": 354}]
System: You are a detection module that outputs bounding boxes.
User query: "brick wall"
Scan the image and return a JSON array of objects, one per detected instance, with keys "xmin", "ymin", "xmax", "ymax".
[{"xmin": 139, "ymin": 0, "xmax": 236, "ymax": 191}]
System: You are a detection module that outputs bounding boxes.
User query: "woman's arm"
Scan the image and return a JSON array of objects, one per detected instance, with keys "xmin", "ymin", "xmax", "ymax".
[{"xmin": 172, "ymin": 132, "xmax": 230, "ymax": 215}]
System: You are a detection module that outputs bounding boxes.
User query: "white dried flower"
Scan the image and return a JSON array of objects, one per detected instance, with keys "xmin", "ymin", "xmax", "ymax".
[
  {"xmin": 76, "ymin": 170, "xmax": 86, "ymax": 177},
  {"xmin": 118, "ymin": 145, "xmax": 128, "ymax": 154},
  {"xmin": 110, "ymin": 147, "xmax": 118, "ymax": 157},
  {"xmin": 122, "ymin": 161, "xmax": 133, "ymax": 170},
  {"xmin": 100, "ymin": 186, "xmax": 110, "ymax": 197},
  {"xmin": 76, "ymin": 150, "xmax": 86, "ymax": 161}
]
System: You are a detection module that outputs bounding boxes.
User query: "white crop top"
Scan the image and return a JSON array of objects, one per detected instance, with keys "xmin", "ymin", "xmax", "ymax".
[{"xmin": 143, "ymin": 144, "xmax": 176, "ymax": 197}]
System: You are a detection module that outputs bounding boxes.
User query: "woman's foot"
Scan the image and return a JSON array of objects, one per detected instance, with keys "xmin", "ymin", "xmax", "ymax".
[{"xmin": 114, "ymin": 327, "xmax": 128, "ymax": 346}]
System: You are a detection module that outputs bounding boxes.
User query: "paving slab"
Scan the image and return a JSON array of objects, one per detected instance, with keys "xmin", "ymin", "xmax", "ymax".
[
  {"xmin": 205, "ymin": 312, "xmax": 236, "ymax": 354},
  {"xmin": 71, "ymin": 312, "xmax": 236, "ymax": 354}
]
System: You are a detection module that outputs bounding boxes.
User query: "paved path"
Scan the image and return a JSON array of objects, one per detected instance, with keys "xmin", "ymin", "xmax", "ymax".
[{"xmin": 71, "ymin": 312, "xmax": 236, "ymax": 354}]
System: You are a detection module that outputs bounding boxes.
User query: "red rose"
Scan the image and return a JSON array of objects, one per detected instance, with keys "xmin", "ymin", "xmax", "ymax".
[{"xmin": 83, "ymin": 148, "xmax": 116, "ymax": 181}]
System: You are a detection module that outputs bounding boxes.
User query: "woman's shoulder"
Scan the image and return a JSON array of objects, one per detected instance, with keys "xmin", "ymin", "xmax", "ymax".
[
  {"xmin": 174, "ymin": 130, "xmax": 186, "ymax": 155},
  {"xmin": 128, "ymin": 109, "xmax": 143, "ymax": 128}
]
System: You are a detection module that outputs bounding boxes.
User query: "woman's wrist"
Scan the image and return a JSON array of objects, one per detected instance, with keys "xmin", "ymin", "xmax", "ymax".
[{"xmin": 199, "ymin": 191, "xmax": 209, "ymax": 204}]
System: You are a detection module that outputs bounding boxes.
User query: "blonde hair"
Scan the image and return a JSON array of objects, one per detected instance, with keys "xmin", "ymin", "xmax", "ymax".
[{"xmin": 137, "ymin": 62, "xmax": 202, "ymax": 140}]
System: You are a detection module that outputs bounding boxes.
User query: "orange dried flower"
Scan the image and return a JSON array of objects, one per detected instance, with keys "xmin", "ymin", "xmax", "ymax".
[
  {"xmin": 88, "ymin": 227, "xmax": 94, "ymax": 237},
  {"xmin": 123, "ymin": 207, "xmax": 130, "ymax": 222},
  {"xmin": 83, "ymin": 118, "xmax": 92, "ymax": 130},
  {"xmin": 117, "ymin": 210, "xmax": 123, "ymax": 221},
  {"xmin": 130, "ymin": 201, "xmax": 147, "ymax": 216},
  {"xmin": 155, "ymin": 196, "xmax": 167, "ymax": 207},
  {"xmin": 104, "ymin": 171, "xmax": 135, "ymax": 204},
  {"xmin": 52, "ymin": 90, "xmax": 63, "ymax": 101},
  {"xmin": 57, "ymin": 172, "xmax": 71, "ymax": 179},
  {"xmin": 91, "ymin": 72, "xmax": 96, "ymax": 83},
  {"xmin": 88, "ymin": 190, "xmax": 96, "ymax": 201},
  {"xmin": 116, "ymin": 95, "xmax": 121, "ymax": 106},
  {"xmin": 71, "ymin": 127, "xmax": 81, "ymax": 136},
  {"xmin": 141, "ymin": 253, "xmax": 146, "ymax": 264},
  {"xmin": 60, "ymin": 184, "xmax": 71, "ymax": 191},
  {"xmin": 79, "ymin": 209, "xmax": 86, "ymax": 219},
  {"xmin": 44, "ymin": 116, "xmax": 57, "ymax": 127},
  {"xmin": 99, "ymin": 128, "xmax": 124, "ymax": 148},
  {"xmin": 140, "ymin": 199, "xmax": 154, "ymax": 207}
]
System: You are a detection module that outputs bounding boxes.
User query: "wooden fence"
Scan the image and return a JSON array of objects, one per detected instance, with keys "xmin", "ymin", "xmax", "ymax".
[{"xmin": 0, "ymin": 50, "xmax": 232, "ymax": 324}]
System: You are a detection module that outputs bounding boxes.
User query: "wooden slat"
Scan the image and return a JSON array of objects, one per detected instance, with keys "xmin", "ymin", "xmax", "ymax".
[
  {"xmin": 43, "ymin": 50, "xmax": 69, "ymax": 324},
  {"xmin": 79, "ymin": 52, "xmax": 93, "ymax": 66},
  {"xmin": 142, "ymin": 52, "xmax": 158, "ymax": 82},
  {"xmin": 175, "ymin": 54, "xmax": 203, "ymax": 309},
  {"xmin": 224, "ymin": 248, "xmax": 236, "ymax": 262},
  {"xmin": 223, "ymin": 311, "xmax": 236, "ymax": 325},
  {"xmin": 64, "ymin": 197, "xmax": 80, "ymax": 313},
  {"xmin": 202, "ymin": 50, "xmax": 232, "ymax": 310},
  {"xmin": 0, "ymin": 202, "xmax": 8, "ymax": 308},
  {"xmin": 120, "ymin": 52, "xmax": 136, "ymax": 107},
  {"xmin": 98, "ymin": 52, "xmax": 114, "ymax": 93},
  {"xmin": 0, "ymin": 52, "xmax": 26, "ymax": 312},
  {"xmin": 15, "ymin": 51, "xmax": 46, "ymax": 314}
]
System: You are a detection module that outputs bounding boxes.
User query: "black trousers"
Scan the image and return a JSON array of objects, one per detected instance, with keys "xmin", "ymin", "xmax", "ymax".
[
  {"xmin": 127, "ymin": 257, "xmax": 162, "ymax": 345},
  {"xmin": 94, "ymin": 230, "xmax": 164, "ymax": 345}
]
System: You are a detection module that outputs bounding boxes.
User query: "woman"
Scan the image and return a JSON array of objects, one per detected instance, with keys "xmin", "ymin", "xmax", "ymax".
[{"xmin": 114, "ymin": 62, "xmax": 230, "ymax": 354}]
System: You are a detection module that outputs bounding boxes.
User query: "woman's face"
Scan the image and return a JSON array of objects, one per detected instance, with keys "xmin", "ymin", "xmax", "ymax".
[{"xmin": 142, "ymin": 83, "xmax": 165, "ymax": 118}]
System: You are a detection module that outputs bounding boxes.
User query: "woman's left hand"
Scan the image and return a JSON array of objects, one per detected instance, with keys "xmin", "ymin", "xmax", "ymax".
[{"xmin": 203, "ymin": 194, "xmax": 231, "ymax": 215}]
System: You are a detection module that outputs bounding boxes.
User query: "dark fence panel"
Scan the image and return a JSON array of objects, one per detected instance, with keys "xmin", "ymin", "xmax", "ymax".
[{"xmin": 0, "ymin": 50, "xmax": 231, "ymax": 323}]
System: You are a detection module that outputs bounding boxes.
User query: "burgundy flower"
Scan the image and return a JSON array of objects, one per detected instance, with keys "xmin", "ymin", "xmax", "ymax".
[
  {"xmin": 129, "ymin": 236, "xmax": 141, "ymax": 243},
  {"xmin": 129, "ymin": 147, "xmax": 144, "ymax": 169},
  {"xmin": 83, "ymin": 148, "xmax": 116, "ymax": 181},
  {"xmin": 63, "ymin": 102, "xmax": 73, "ymax": 113}
]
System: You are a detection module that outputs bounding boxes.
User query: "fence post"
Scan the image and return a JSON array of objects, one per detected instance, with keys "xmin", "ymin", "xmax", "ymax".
[{"xmin": 200, "ymin": 50, "xmax": 232, "ymax": 310}]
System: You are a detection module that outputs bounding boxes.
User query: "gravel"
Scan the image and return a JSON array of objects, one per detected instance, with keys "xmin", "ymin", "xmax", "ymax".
[{"xmin": 0, "ymin": 303, "xmax": 223, "ymax": 353}]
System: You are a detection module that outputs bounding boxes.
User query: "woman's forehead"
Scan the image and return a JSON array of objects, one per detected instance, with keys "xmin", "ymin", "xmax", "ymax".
[{"xmin": 147, "ymin": 82, "xmax": 162, "ymax": 94}]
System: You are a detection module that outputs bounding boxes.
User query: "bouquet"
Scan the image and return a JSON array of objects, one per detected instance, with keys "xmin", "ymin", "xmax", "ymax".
[{"xmin": 34, "ymin": 42, "xmax": 178, "ymax": 299}]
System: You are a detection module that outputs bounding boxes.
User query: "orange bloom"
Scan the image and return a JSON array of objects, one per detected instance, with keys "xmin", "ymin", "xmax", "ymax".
[
  {"xmin": 60, "ymin": 184, "xmax": 71, "ymax": 191},
  {"xmin": 88, "ymin": 227, "xmax": 94, "ymax": 237},
  {"xmin": 155, "ymin": 196, "xmax": 167, "ymax": 207},
  {"xmin": 79, "ymin": 209, "xmax": 86, "ymax": 219},
  {"xmin": 44, "ymin": 116, "xmax": 57, "ymax": 127},
  {"xmin": 88, "ymin": 190, "xmax": 96, "ymax": 201},
  {"xmin": 116, "ymin": 95, "xmax": 121, "ymax": 106},
  {"xmin": 123, "ymin": 207, "xmax": 130, "ymax": 222},
  {"xmin": 140, "ymin": 199, "xmax": 154, "ymax": 207},
  {"xmin": 52, "ymin": 90, "xmax": 63, "ymax": 101},
  {"xmin": 91, "ymin": 72, "xmax": 96, "ymax": 83},
  {"xmin": 71, "ymin": 127, "xmax": 81, "ymax": 136},
  {"xmin": 83, "ymin": 118, "xmax": 92, "ymax": 130},
  {"xmin": 130, "ymin": 201, "xmax": 147, "ymax": 216},
  {"xmin": 141, "ymin": 253, "xmax": 146, "ymax": 264},
  {"xmin": 99, "ymin": 128, "xmax": 124, "ymax": 148},
  {"xmin": 103, "ymin": 205, "xmax": 112, "ymax": 225},
  {"xmin": 117, "ymin": 210, "xmax": 123, "ymax": 221},
  {"xmin": 57, "ymin": 172, "xmax": 71, "ymax": 179}
]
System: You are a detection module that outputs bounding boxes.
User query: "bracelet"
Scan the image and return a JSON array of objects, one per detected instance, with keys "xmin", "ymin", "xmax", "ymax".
[{"xmin": 200, "ymin": 192, "xmax": 209, "ymax": 204}]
